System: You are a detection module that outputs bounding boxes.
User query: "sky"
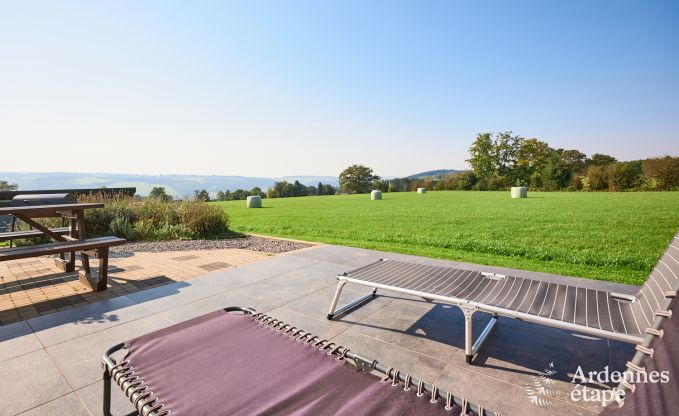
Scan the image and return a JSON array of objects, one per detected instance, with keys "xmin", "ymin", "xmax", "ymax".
[{"xmin": 1, "ymin": 1, "xmax": 678, "ymax": 177}]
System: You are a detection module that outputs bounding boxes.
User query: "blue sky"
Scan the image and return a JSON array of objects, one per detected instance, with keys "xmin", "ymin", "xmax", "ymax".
[{"xmin": 1, "ymin": 1, "xmax": 677, "ymax": 177}]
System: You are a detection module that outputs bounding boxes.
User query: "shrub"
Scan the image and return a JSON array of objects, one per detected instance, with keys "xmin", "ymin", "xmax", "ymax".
[
  {"xmin": 75, "ymin": 193, "xmax": 230, "ymax": 241},
  {"xmin": 177, "ymin": 200, "xmax": 229, "ymax": 238}
]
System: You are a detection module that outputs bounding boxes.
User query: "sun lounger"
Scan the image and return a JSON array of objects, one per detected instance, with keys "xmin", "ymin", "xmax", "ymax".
[
  {"xmin": 102, "ymin": 306, "xmax": 497, "ymax": 416},
  {"xmin": 327, "ymin": 232, "xmax": 679, "ymax": 364}
]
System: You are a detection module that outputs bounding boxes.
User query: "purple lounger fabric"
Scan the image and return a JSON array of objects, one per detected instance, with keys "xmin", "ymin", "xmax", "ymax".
[{"xmin": 124, "ymin": 310, "xmax": 470, "ymax": 416}]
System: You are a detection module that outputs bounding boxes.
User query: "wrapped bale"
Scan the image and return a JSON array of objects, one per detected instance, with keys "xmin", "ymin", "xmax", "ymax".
[
  {"xmin": 510, "ymin": 187, "xmax": 527, "ymax": 198},
  {"xmin": 246, "ymin": 195, "xmax": 262, "ymax": 208}
]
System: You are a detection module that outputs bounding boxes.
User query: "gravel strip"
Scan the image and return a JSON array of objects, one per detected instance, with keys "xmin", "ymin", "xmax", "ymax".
[{"xmin": 111, "ymin": 236, "xmax": 313, "ymax": 254}]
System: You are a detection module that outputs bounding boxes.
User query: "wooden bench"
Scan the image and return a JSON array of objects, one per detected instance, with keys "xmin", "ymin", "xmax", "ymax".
[
  {"xmin": 0, "ymin": 227, "xmax": 71, "ymax": 242},
  {"xmin": 0, "ymin": 236, "xmax": 126, "ymax": 291}
]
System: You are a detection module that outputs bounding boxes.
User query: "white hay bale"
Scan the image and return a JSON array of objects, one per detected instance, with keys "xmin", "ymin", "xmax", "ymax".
[
  {"xmin": 510, "ymin": 187, "xmax": 527, "ymax": 198},
  {"xmin": 417, "ymin": 188, "xmax": 426, "ymax": 194},
  {"xmin": 370, "ymin": 190, "xmax": 382, "ymax": 200},
  {"xmin": 246, "ymin": 195, "xmax": 262, "ymax": 208}
]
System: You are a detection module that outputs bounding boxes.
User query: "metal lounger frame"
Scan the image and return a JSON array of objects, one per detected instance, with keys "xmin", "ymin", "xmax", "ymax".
[
  {"xmin": 327, "ymin": 267, "xmax": 651, "ymax": 364},
  {"xmin": 102, "ymin": 306, "xmax": 498, "ymax": 416}
]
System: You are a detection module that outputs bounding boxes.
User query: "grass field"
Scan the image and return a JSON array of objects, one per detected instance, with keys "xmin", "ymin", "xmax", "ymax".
[{"xmin": 216, "ymin": 192, "xmax": 679, "ymax": 285}]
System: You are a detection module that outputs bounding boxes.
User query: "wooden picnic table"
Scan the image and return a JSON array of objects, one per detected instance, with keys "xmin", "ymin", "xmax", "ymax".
[{"xmin": 0, "ymin": 202, "xmax": 126, "ymax": 291}]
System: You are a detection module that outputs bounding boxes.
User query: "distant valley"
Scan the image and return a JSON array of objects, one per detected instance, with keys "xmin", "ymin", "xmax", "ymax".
[
  {"xmin": 0, "ymin": 172, "xmax": 339, "ymax": 197},
  {"xmin": 0, "ymin": 169, "xmax": 462, "ymax": 197}
]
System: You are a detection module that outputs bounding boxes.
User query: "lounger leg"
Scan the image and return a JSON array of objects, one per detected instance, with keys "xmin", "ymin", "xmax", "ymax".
[
  {"xmin": 327, "ymin": 280, "xmax": 347, "ymax": 319},
  {"xmin": 461, "ymin": 307, "xmax": 498, "ymax": 364},
  {"xmin": 327, "ymin": 280, "xmax": 377, "ymax": 320},
  {"xmin": 103, "ymin": 366, "xmax": 112, "ymax": 416},
  {"xmin": 462, "ymin": 308, "xmax": 475, "ymax": 364}
]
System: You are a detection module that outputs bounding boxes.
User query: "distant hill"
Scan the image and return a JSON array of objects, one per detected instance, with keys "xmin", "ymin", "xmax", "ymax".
[
  {"xmin": 406, "ymin": 169, "xmax": 463, "ymax": 179},
  {"xmin": 0, "ymin": 172, "xmax": 338, "ymax": 197}
]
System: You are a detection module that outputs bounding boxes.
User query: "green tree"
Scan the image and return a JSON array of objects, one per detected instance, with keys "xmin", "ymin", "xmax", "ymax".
[
  {"xmin": 317, "ymin": 182, "xmax": 324, "ymax": 195},
  {"xmin": 494, "ymin": 131, "xmax": 519, "ymax": 179},
  {"xmin": 607, "ymin": 162, "xmax": 638, "ymax": 191},
  {"xmin": 541, "ymin": 150, "xmax": 571, "ymax": 190},
  {"xmin": 149, "ymin": 186, "xmax": 172, "ymax": 201},
  {"xmin": 467, "ymin": 133, "xmax": 496, "ymax": 180},
  {"xmin": 323, "ymin": 184, "xmax": 336, "ymax": 195},
  {"xmin": 0, "ymin": 180, "xmax": 18, "ymax": 191},
  {"xmin": 582, "ymin": 165, "xmax": 608, "ymax": 191},
  {"xmin": 561, "ymin": 149, "xmax": 587, "ymax": 173},
  {"xmin": 194, "ymin": 189, "xmax": 210, "ymax": 201},
  {"xmin": 249, "ymin": 187, "xmax": 265, "ymax": 198},
  {"xmin": 339, "ymin": 164, "xmax": 380, "ymax": 194},
  {"xmin": 230, "ymin": 189, "xmax": 247, "ymax": 200},
  {"xmin": 513, "ymin": 137, "xmax": 551, "ymax": 186},
  {"xmin": 587, "ymin": 153, "xmax": 617, "ymax": 166},
  {"xmin": 642, "ymin": 156, "xmax": 679, "ymax": 190}
]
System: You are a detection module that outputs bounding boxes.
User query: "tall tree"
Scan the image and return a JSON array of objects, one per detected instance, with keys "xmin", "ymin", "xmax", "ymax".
[
  {"xmin": 339, "ymin": 164, "xmax": 380, "ymax": 194},
  {"xmin": 317, "ymin": 182, "xmax": 324, "ymax": 195},
  {"xmin": 467, "ymin": 133, "xmax": 496, "ymax": 180},
  {"xmin": 513, "ymin": 137, "xmax": 551, "ymax": 186}
]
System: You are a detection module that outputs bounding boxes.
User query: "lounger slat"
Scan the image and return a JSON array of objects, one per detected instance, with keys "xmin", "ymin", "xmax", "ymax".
[
  {"xmin": 433, "ymin": 268, "xmax": 470, "ymax": 295},
  {"xmin": 585, "ymin": 289, "xmax": 599, "ymax": 328},
  {"xmin": 527, "ymin": 282, "xmax": 550, "ymax": 314},
  {"xmin": 445, "ymin": 271, "xmax": 480, "ymax": 298},
  {"xmin": 619, "ymin": 301, "xmax": 641, "ymax": 334},
  {"xmin": 537, "ymin": 283, "xmax": 558, "ymax": 317},
  {"xmin": 561, "ymin": 286, "xmax": 577, "ymax": 323},
  {"xmin": 470, "ymin": 278, "xmax": 501, "ymax": 302},
  {"xmin": 574, "ymin": 287, "xmax": 588, "ymax": 326},
  {"xmin": 463, "ymin": 276, "xmax": 494, "ymax": 300},
  {"xmin": 610, "ymin": 299, "xmax": 628, "ymax": 333},
  {"xmin": 513, "ymin": 280, "xmax": 538, "ymax": 312},
  {"xmin": 493, "ymin": 277, "xmax": 524, "ymax": 309},
  {"xmin": 382, "ymin": 263, "xmax": 430, "ymax": 289},
  {"xmin": 597, "ymin": 292, "xmax": 614, "ymax": 332},
  {"xmin": 416, "ymin": 266, "xmax": 457, "ymax": 293}
]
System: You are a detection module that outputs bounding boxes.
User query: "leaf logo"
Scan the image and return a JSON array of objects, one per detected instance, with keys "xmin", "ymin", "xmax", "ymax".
[{"xmin": 524, "ymin": 362, "xmax": 558, "ymax": 407}]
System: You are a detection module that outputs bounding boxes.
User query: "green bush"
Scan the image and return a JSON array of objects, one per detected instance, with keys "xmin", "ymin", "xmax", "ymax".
[{"xmin": 78, "ymin": 194, "xmax": 230, "ymax": 242}]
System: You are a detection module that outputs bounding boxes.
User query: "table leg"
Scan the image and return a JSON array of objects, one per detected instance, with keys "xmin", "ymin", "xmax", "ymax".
[
  {"xmin": 76, "ymin": 211, "xmax": 92, "ymax": 282},
  {"xmin": 67, "ymin": 218, "xmax": 77, "ymax": 272}
]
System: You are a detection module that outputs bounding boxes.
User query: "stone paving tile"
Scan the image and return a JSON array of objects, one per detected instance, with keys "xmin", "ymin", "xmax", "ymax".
[
  {"xmin": 0, "ymin": 349, "xmax": 71, "ymax": 416},
  {"xmin": 17, "ymin": 393, "xmax": 89, "ymax": 416},
  {"xmin": 77, "ymin": 379, "xmax": 131, "ymax": 416},
  {"xmin": 47, "ymin": 313, "xmax": 175, "ymax": 390},
  {"xmin": 0, "ymin": 320, "xmax": 43, "ymax": 362}
]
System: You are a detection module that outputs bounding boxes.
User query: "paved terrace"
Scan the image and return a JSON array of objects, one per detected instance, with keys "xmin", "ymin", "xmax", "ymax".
[{"xmin": 0, "ymin": 245, "xmax": 636, "ymax": 416}]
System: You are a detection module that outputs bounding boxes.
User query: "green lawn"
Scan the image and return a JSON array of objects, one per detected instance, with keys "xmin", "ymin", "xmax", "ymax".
[{"xmin": 216, "ymin": 192, "xmax": 679, "ymax": 285}]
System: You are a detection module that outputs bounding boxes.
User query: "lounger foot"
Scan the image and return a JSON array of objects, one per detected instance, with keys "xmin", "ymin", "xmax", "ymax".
[
  {"xmin": 327, "ymin": 313, "xmax": 334, "ymax": 320},
  {"xmin": 466, "ymin": 354, "xmax": 473, "ymax": 364}
]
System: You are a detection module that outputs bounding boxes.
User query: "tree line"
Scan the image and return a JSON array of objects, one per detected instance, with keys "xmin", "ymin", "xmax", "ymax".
[
  {"xmin": 462, "ymin": 132, "xmax": 679, "ymax": 191},
  {"xmin": 266, "ymin": 181, "xmax": 336, "ymax": 198},
  {"xmin": 366, "ymin": 133, "xmax": 679, "ymax": 193}
]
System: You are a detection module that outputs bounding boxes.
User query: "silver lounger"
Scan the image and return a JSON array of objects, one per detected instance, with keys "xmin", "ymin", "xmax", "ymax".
[{"xmin": 328, "ymin": 232, "xmax": 679, "ymax": 363}]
